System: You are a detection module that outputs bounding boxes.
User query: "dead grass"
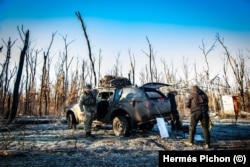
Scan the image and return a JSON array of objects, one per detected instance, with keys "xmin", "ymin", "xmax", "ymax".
[{"xmin": 1, "ymin": 117, "xmax": 250, "ymax": 166}]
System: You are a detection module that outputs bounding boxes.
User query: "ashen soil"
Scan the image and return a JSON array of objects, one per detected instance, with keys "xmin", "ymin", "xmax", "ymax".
[{"xmin": 0, "ymin": 117, "xmax": 250, "ymax": 167}]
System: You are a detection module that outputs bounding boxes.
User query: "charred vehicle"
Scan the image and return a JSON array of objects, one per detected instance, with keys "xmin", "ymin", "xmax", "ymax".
[{"xmin": 65, "ymin": 82, "xmax": 172, "ymax": 137}]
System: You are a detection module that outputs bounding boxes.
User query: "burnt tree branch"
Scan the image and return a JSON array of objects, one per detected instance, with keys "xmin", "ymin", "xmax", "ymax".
[
  {"xmin": 9, "ymin": 28, "xmax": 29, "ymax": 123},
  {"xmin": 76, "ymin": 11, "xmax": 97, "ymax": 86}
]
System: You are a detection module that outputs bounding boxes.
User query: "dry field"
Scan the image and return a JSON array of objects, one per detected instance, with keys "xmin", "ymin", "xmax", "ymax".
[{"xmin": 0, "ymin": 116, "xmax": 250, "ymax": 167}]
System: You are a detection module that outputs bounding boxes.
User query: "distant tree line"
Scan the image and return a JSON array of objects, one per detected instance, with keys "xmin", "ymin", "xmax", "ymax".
[{"xmin": 0, "ymin": 12, "xmax": 249, "ymax": 123}]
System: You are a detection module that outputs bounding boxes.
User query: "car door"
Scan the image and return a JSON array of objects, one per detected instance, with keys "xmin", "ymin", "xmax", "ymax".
[{"xmin": 114, "ymin": 87, "xmax": 149, "ymax": 121}]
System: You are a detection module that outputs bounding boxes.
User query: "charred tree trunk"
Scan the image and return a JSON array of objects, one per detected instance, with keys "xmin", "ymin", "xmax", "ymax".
[
  {"xmin": 28, "ymin": 49, "xmax": 40, "ymax": 115},
  {"xmin": 142, "ymin": 36, "xmax": 155, "ymax": 82},
  {"xmin": 76, "ymin": 11, "xmax": 97, "ymax": 86},
  {"xmin": 98, "ymin": 49, "xmax": 102, "ymax": 87},
  {"xmin": 81, "ymin": 59, "xmax": 88, "ymax": 90},
  {"xmin": 128, "ymin": 49, "xmax": 135, "ymax": 85},
  {"xmin": 39, "ymin": 54, "xmax": 47, "ymax": 116},
  {"xmin": 61, "ymin": 35, "xmax": 74, "ymax": 105},
  {"xmin": 0, "ymin": 38, "xmax": 16, "ymax": 118},
  {"xmin": 8, "ymin": 29, "xmax": 29, "ymax": 123},
  {"xmin": 39, "ymin": 32, "xmax": 56, "ymax": 116},
  {"xmin": 146, "ymin": 36, "xmax": 153, "ymax": 82},
  {"xmin": 25, "ymin": 49, "xmax": 30, "ymax": 115},
  {"xmin": 68, "ymin": 73, "xmax": 78, "ymax": 105}
]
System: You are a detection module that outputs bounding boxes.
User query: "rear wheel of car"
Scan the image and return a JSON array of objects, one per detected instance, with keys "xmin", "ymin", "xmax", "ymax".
[
  {"xmin": 112, "ymin": 116, "xmax": 130, "ymax": 137},
  {"xmin": 67, "ymin": 112, "xmax": 76, "ymax": 129}
]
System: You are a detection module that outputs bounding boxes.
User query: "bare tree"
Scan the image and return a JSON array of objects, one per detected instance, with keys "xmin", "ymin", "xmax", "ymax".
[
  {"xmin": 39, "ymin": 32, "xmax": 56, "ymax": 116},
  {"xmin": 161, "ymin": 58, "xmax": 177, "ymax": 84},
  {"xmin": 60, "ymin": 34, "xmax": 75, "ymax": 103},
  {"xmin": 28, "ymin": 49, "xmax": 40, "ymax": 115},
  {"xmin": 0, "ymin": 38, "xmax": 17, "ymax": 117},
  {"xmin": 161, "ymin": 58, "xmax": 169, "ymax": 83},
  {"xmin": 113, "ymin": 53, "xmax": 121, "ymax": 77},
  {"xmin": 152, "ymin": 55, "xmax": 162, "ymax": 82},
  {"xmin": 89, "ymin": 56, "xmax": 96, "ymax": 85},
  {"xmin": 216, "ymin": 34, "xmax": 247, "ymax": 111},
  {"xmin": 142, "ymin": 36, "xmax": 154, "ymax": 82},
  {"xmin": 98, "ymin": 49, "xmax": 102, "ymax": 87},
  {"xmin": 221, "ymin": 56, "xmax": 231, "ymax": 94},
  {"xmin": 67, "ymin": 72, "xmax": 78, "ymax": 105},
  {"xmin": 81, "ymin": 59, "xmax": 89, "ymax": 89},
  {"xmin": 182, "ymin": 57, "xmax": 190, "ymax": 86},
  {"xmin": 53, "ymin": 55, "xmax": 65, "ymax": 114},
  {"xmin": 199, "ymin": 39, "xmax": 216, "ymax": 89},
  {"xmin": 24, "ymin": 47, "xmax": 41, "ymax": 115},
  {"xmin": 139, "ymin": 64, "xmax": 151, "ymax": 85},
  {"xmin": 3, "ymin": 67, "xmax": 16, "ymax": 118},
  {"xmin": 24, "ymin": 45, "xmax": 30, "ymax": 115},
  {"xmin": 76, "ymin": 11, "xmax": 97, "ymax": 86},
  {"xmin": 193, "ymin": 62, "xmax": 206, "ymax": 86},
  {"xmin": 39, "ymin": 53, "xmax": 48, "ymax": 116},
  {"xmin": 128, "ymin": 49, "xmax": 135, "ymax": 85},
  {"xmin": 8, "ymin": 26, "xmax": 29, "ymax": 123}
]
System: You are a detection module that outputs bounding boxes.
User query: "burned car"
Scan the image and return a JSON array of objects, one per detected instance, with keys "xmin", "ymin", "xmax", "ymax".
[{"xmin": 64, "ymin": 82, "xmax": 172, "ymax": 137}]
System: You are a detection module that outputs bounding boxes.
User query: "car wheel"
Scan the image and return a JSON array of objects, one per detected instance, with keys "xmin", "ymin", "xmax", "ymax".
[
  {"xmin": 67, "ymin": 112, "xmax": 76, "ymax": 129},
  {"xmin": 139, "ymin": 123, "xmax": 155, "ymax": 131},
  {"xmin": 112, "ymin": 116, "xmax": 130, "ymax": 137}
]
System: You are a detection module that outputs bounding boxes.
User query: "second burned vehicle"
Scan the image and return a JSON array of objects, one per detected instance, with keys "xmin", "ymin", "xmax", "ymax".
[{"xmin": 65, "ymin": 77, "xmax": 172, "ymax": 137}]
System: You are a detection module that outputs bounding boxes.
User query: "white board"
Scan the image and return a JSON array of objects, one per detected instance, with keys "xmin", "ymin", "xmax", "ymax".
[
  {"xmin": 221, "ymin": 95, "xmax": 235, "ymax": 115},
  {"xmin": 156, "ymin": 118, "xmax": 169, "ymax": 138}
]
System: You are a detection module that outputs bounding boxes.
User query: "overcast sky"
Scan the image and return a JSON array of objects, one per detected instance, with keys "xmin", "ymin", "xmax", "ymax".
[{"xmin": 1, "ymin": 0, "xmax": 250, "ymax": 85}]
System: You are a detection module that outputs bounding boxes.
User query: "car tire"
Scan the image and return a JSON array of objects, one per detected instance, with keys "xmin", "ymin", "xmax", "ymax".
[
  {"xmin": 67, "ymin": 112, "xmax": 76, "ymax": 129},
  {"xmin": 112, "ymin": 116, "xmax": 130, "ymax": 137}
]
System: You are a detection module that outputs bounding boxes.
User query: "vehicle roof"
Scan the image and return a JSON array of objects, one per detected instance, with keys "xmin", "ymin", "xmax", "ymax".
[
  {"xmin": 96, "ymin": 82, "xmax": 171, "ymax": 92},
  {"xmin": 141, "ymin": 82, "xmax": 171, "ymax": 89}
]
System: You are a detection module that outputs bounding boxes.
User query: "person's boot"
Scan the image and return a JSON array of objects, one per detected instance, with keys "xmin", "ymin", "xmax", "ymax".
[
  {"xmin": 204, "ymin": 144, "xmax": 210, "ymax": 149},
  {"xmin": 184, "ymin": 140, "xmax": 194, "ymax": 146},
  {"xmin": 176, "ymin": 121, "xmax": 183, "ymax": 130},
  {"xmin": 85, "ymin": 132, "xmax": 95, "ymax": 139}
]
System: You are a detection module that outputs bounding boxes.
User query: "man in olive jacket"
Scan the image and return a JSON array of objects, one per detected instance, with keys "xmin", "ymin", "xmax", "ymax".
[
  {"xmin": 79, "ymin": 84, "xmax": 97, "ymax": 138},
  {"xmin": 184, "ymin": 85, "xmax": 210, "ymax": 148}
]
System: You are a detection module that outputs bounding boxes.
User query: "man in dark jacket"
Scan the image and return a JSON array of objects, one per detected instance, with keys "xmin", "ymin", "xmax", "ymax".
[
  {"xmin": 167, "ymin": 91, "xmax": 182, "ymax": 130},
  {"xmin": 184, "ymin": 85, "xmax": 210, "ymax": 148},
  {"xmin": 79, "ymin": 84, "xmax": 97, "ymax": 138}
]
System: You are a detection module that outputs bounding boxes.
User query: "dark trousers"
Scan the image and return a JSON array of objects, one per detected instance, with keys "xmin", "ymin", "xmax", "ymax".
[
  {"xmin": 188, "ymin": 110, "xmax": 210, "ymax": 145},
  {"xmin": 84, "ymin": 106, "xmax": 96, "ymax": 134},
  {"xmin": 170, "ymin": 110, "xmax": 182, "ymax": 130}
]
